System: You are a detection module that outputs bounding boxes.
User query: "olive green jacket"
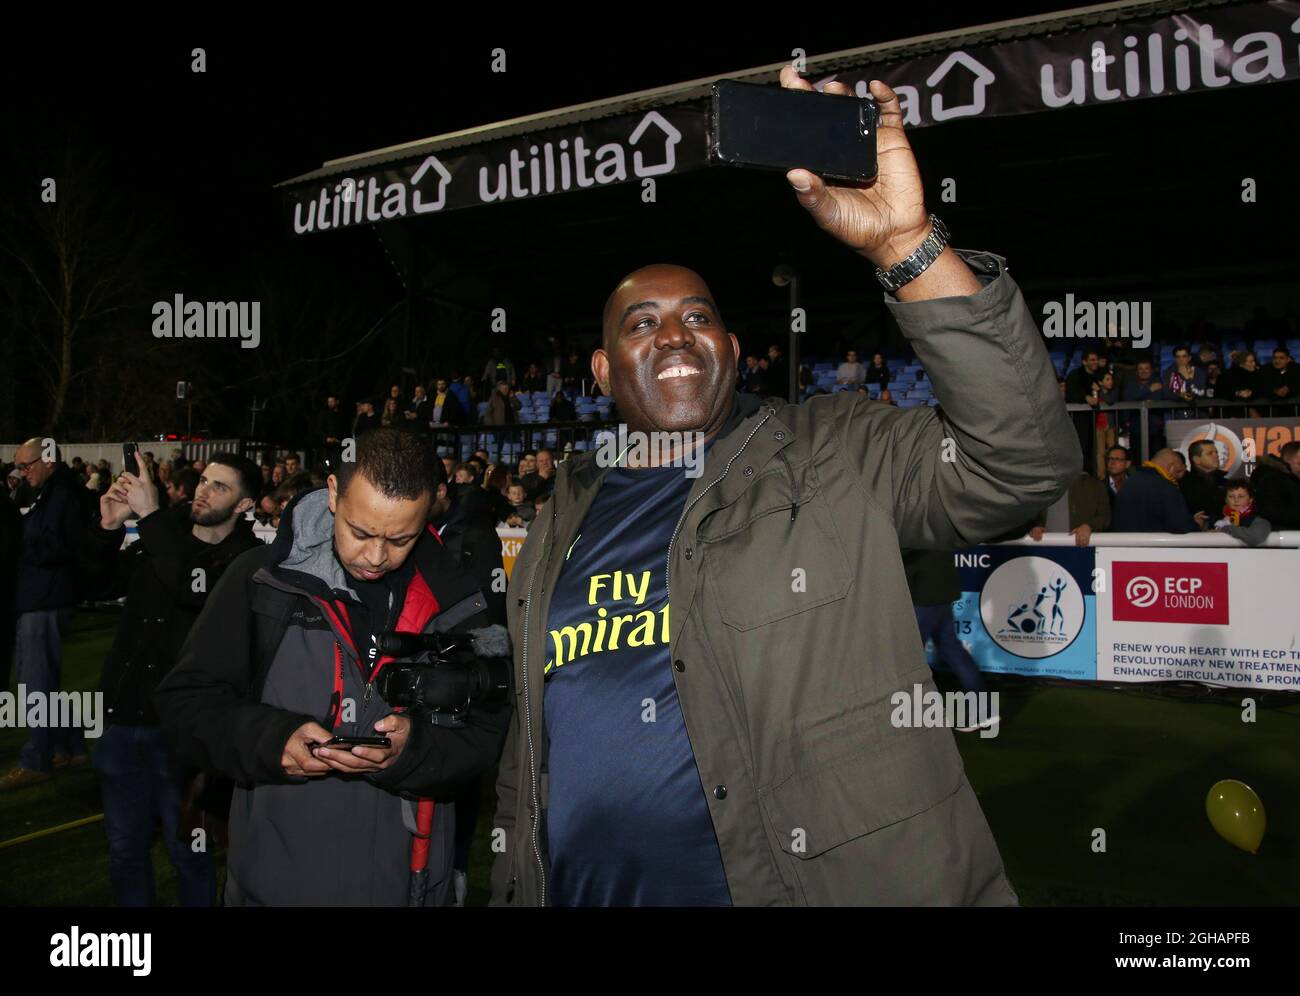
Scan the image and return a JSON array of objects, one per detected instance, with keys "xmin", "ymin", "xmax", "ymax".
[{"xmin": 490, "ymin": 249, "xmax": 1080, "ymax": 906}]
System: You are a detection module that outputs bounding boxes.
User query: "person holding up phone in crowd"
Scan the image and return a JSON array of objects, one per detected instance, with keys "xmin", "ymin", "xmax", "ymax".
[{"xmin": 89, "ymin": 451, "xmax": 263, "ymax": 905}]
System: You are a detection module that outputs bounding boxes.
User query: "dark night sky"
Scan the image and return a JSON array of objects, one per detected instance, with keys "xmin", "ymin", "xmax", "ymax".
[
  {"xmin": 4, "ymin": 6, "xmax": 1297, "ymax": 441},
  {"xmin": 5, "ymin": 8, "xmax": 1074, "ymax": 262}
]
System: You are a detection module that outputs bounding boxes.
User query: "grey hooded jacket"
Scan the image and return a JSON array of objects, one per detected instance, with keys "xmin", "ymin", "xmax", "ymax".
[
  {"xmin": 156, "ymin": 488, "xmax": 510, "ymax": 906},
  {"xmin": 490, "ymin": 249, "xmax": 1080, "ymax": 906}
]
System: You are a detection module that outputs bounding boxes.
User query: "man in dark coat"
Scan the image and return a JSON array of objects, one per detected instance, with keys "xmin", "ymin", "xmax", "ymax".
[
  {"xmin": 1179, "ymin": 440, "xmax": 1228, "ymax": 522},
  {"xmin": 154, "ymin": 429, "xmax": 508, "ymax": 906},
  {"xmin": 2, "ymin": 440, "xmax": 89, "ymax": 791},
  {"xmin": 1251, "ymin": 442, "xmax": 1300, "ymax": 530},
  {"xmin": 1113, "ymin": 449, "xmax": 1204, "ymax": 533},
  {"xmin": 90, "ymin": 452, "xmax": 263, "ymax": 906}
]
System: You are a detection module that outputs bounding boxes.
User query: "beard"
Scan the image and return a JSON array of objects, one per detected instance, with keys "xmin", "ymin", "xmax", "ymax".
[{"xmin": 190, "ymin": 501, "xmax": 235, "ymax": 527}]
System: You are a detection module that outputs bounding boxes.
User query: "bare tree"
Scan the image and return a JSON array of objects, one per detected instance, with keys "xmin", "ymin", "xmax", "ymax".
[{"xmin": 0, "ymin": 141, "xmax": 169, "ymax": 437}]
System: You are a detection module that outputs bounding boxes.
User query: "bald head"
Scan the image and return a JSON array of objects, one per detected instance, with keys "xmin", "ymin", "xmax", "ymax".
[
  {"xmin": 15, "ymin": 437, "xmax": 57, "ymax": 489},
  {"xmin": 1151, "ymin": 448, "xmax": 1187, "ymax": 479},
  {"xmin": 593, "ymin": 263, "xmax": 739, "ymax": 438},
  {"xmin": 602, "ymin": 264, "xmax": 720, "ymax": 352}
]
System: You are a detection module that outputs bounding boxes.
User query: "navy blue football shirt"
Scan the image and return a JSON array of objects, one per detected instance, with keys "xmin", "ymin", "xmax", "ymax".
[{"xmin": 542, "ymin": 454, "xmax": 731, "ymax": 906}]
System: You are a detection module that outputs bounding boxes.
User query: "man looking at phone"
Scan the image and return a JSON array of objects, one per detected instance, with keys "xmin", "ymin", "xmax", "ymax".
[
  {"xmin": 155, "ymin": 428, "xmax": 509, "ymax": 905},
  {"xmin": 491, "ymin": 70, "xmax": 1078, "ymax": 906},
  {"xmin": 90, "ymin": 452, "xmax": 262, "ymax": 905}
]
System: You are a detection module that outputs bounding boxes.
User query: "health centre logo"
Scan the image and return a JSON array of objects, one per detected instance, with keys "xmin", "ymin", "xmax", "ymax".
[{"xmin": 980, "ymin": 556, "xmax": 1084, "ymax": 659}]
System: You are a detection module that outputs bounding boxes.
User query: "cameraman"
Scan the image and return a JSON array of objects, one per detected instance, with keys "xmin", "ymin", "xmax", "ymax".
[
  {"xmin": 155, "ymin": 429, "xmax": 510, "ymax": 906},
  {"xmin": 91, "ymin": 452, "xmax": 262, "ymax": 906}
]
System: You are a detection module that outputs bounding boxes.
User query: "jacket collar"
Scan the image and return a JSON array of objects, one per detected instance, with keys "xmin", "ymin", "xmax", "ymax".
[{"xmin": 566, "ymin": 391, "xmax": 775, "ymax": 494}]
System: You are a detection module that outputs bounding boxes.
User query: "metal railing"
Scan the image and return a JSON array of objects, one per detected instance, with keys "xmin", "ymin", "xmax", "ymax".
[{"xmin": 1064, "ymin": 398, "xmax": 1300, "ymax": 464}]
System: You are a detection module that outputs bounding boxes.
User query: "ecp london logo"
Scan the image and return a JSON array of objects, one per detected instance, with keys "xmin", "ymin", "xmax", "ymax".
[
  {"xmin": 1124, "ymin": 575, "xmax": 1160, "ymax": 608},
  {"xmin": 1112, "ymin": 561, "xmax": 1229, "ymax": 624}
]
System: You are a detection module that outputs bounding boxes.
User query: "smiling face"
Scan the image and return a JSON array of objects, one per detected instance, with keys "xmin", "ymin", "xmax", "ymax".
[{"xmin": 593, "ymin": 264, "xmax": 739, "ymax": 437}]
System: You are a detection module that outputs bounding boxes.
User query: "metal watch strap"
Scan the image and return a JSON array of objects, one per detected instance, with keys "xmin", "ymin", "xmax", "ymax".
[{"xmin": 874, "ymin": 215, "xmax": 950, "ymax": 292}]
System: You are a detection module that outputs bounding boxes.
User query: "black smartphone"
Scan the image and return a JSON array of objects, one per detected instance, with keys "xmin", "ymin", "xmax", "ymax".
[
  {"xmin": 710, "ymin": 79, "xmax": 878, "ymax": 183},
  {"xmin": 122, "ymin": 442, "xmax": 138, "ymax": 472},
  {"xmin": 312, "ymin": 736, "xmax": 392, "ymax": 750}
]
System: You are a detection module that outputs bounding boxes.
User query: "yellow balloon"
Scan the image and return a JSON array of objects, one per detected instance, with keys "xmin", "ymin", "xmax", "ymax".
[{"xmin": 1205, "ymin": 779, "xmax": 1266, "ymax": 854}]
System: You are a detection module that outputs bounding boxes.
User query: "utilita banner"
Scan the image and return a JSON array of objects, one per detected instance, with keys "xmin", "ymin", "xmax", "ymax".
[
  {"xmin": 821, "ymin": 0, "xmax": 1300, "ymax": 127},
  {"xmin": 282, "ymin": 1, "xmax": 1300, "ymax": 234},
  {"xmin": 283, "ymin": 107, "xmax": 708, "ymax": 236}
]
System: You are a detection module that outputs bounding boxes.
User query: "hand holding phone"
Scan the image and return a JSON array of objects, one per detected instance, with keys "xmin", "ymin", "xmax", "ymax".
[
  {"xmin": 310, "ymin": 736, "xmax": 393, "ymax": 750},
  {"xmin": 776, "ymin": 67, "xmax": 939, "ymax": 276}
]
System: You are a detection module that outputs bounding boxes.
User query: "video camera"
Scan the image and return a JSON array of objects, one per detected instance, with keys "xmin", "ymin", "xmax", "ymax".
[{"xmin": 374, "ymin": 626, "xmax": 511, "ymax": 721}]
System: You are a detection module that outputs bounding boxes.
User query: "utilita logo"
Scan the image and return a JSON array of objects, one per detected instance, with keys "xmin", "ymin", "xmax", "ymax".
[{"xmin": 1112, "ymin": 562, "xmax": 1229, "ymax": 624}]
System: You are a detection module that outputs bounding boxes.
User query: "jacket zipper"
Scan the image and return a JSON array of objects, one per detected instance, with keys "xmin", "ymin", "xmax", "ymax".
[
  {"xmin": 518, "ymin": 407, "xmax": 773, "ymax": 903},
  {"xmin": 521, "ymin": 501, "xmax": 556, "ymax": 907},
  {"xmin": 665, "ymin": 408, "xmax": 774, "ymax": 599},
  {"xmin": 364, "ymin": 588, "xmax": 395, "ymax": 706}
]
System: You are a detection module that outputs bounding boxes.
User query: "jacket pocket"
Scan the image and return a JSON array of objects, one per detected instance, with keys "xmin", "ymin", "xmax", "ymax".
[
  {"xmin": 757, "ymin": 689, "xmax": 964, "ymax": 862},
  {"xmin": 699, "ymin": 467, "xmax": 852, "ymax": 630}
]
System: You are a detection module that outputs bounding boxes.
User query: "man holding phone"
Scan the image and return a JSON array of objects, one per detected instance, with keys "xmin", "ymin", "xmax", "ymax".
[
  {"xmin": 90, "ymin": 451, "xmax": 262, "ymax": 905},
  {"xmin": 491, "ymin": 68, "xmax": 1078, "ymax": 906},
  {"xmin": 155, "ymin": 428, "xmax": 509, "ymax": 906}
]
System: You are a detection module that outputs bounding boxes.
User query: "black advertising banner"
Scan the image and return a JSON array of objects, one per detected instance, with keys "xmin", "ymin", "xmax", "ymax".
[
  {"xmin": 283, "ymin": 106, "xmax": 709, "ymax": 236},
  {"xmin": 282, "ymin": 2, "xmax": 1300, "ymax": 235},
  {"xmin": 821, "ymin": 0, "xmax": 1300, "ymax": 127}
]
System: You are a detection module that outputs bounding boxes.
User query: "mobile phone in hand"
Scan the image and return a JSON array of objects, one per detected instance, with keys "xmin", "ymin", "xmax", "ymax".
[
  {"xmin": 312, "ymin": 735, "xmax": 392, "ymax": 750},
  {"xmin": 122, "ymin": 442, "xmax": 138, "ymax": 471},
  {"xmin": 710, "ymin": 79, "xmax": 879, "ymax": 183}
]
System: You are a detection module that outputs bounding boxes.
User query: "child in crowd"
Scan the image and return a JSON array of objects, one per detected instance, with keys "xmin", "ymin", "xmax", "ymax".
[
  {"xmin": 1214, "ymin": 481, "xmax": 1270, "ymax": 546},
  {"xmin": 502, "ymin": 483, "xmax": 535, "ymax": 528}
]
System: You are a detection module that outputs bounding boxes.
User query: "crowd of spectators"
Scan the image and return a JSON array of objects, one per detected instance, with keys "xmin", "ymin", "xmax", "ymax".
[{"xmin": 1008, "ymin": 439, "xmax": 1300, "ymax": 547}]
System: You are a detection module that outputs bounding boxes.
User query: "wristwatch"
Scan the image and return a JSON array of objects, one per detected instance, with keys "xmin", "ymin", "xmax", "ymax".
[{"xmin": 874, "ymin": 214, "xmax": 950, "ymax": 292}]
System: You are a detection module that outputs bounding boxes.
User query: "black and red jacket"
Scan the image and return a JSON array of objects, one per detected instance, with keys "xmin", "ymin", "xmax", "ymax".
[{"xmin": 155, "ymin": 487, "xmax": 509, "ymax": 906}]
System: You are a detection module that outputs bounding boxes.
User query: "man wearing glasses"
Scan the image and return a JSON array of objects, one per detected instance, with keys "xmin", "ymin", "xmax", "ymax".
[{"xmin": 2, "ymin": 440, "xmax": 89, "ymax": 791}]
